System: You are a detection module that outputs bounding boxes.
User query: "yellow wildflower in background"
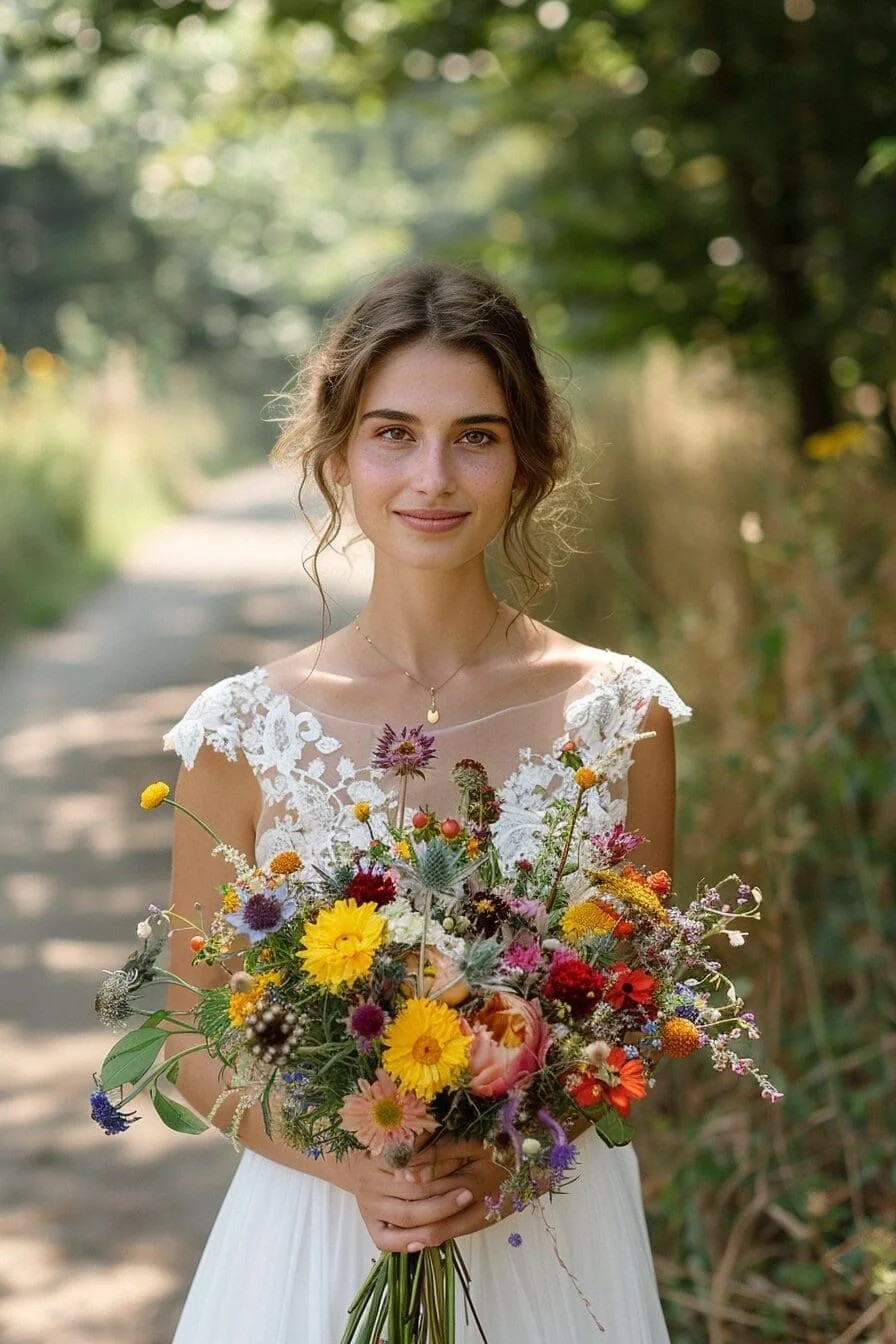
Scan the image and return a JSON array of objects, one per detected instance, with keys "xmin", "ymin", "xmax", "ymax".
[
  {"xmin": 298, "ymin": 899, "xmax": 386, "ymax": 991},
  {"xmin": 574, "ymin": 767, "xmax": 598, "ymax": 791},
  {"xmin": 140, "ymin": 781, "xmax": 170, "ymax": 809},
  {"xmin": 383, "ymin": 997, "xmax": 471, "ymax": 1101},
  {"xmin": 269, "ymin": 850, "xmax": 303, "ymax": 876},
  {"xmin": 393, "ymin": 839, "xmax": 411, "ymax": 860},
  {"xmin": 353, "ymin": 801, "xmax": 371, "ymax": 822},
  {"xmin": 804, "ymin": 420, "xmax": 869, "ymax": 462},
  {"xmin": 228, "ymin": 970, "xmax": 283, "ymax": 1027}
]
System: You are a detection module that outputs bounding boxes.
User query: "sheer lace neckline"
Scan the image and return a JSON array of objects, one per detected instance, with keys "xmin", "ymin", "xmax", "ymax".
[{"xmin": 265, "ymin": 667, "xmax": 590, "ymax": 732}]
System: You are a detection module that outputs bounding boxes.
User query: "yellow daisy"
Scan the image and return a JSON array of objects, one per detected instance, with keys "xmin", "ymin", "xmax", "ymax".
[
  {"xmin": 383, "ymin": 997, "xmax": 471, "ymax": 1102},
  {"xmin": 269, "ymin": 850, "xmax": 303, "ymax": 876},
  {"xmin": 298, "ymin": 899, "xmax": 386, "ymax": 992}
]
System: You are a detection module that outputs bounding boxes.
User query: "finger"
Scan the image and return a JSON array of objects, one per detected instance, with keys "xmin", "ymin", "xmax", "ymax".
[
  {"xmin": 396, "ymin": 1156, "xmax": 477, "ymax": 1185},
  {"xmin": 360, "ymin": 1186, "xmax": 476, "ymax": 1232}
]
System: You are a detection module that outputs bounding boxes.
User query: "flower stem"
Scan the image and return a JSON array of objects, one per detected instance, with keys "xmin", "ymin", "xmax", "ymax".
[{"xmin": 544, "ymin": 790, "xmax": 584, "ymax": 912}]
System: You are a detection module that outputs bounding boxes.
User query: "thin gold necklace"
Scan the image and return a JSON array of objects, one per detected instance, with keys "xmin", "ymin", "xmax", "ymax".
[{"xmin": 353, "ymin": 602, "xmax": 502, "ymax": 725}]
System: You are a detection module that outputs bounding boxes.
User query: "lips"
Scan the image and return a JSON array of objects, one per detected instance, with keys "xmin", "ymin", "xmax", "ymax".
[
  {"xmin": 393, "ymin": 509, "xmax": 470, "ymax": 533},
  {"xmin": 394, "ymin": 511, "xmax": 469, "ymax": 520}
]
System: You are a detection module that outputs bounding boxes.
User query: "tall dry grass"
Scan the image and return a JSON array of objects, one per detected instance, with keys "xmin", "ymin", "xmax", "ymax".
[{"xmin": 554, "ymin": 344, "xmax": 896, "ymax": 1343}]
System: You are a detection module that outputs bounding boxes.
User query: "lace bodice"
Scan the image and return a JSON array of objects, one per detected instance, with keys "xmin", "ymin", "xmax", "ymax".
[{"xmin": 163, "ymin": 653, "xmax": 690, "ymax": 871}]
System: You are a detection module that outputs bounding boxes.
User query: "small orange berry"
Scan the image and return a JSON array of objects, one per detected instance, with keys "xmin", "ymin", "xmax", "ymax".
[
  {"xmin": 189, "ymin": 935, "xmax": 206, "ymax": 953},
  {"xmin": 439, "ymin": 818, "xmax": 461, "ymax": 839}
]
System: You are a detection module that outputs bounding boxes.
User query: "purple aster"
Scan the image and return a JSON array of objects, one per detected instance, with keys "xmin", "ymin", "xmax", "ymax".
[
  {"xmin": 371, "ymin": 724, "xmax": 436, "ymax": 779},
  {"xmin": 89, "ymin": 1089, "xmax": 138, "ymax": 1135},
  {"xmin": 224, "ymin": 882, "xmax": 297, "ymax": 944},
  {"xmin": 345, "ymin": 1001, "xmax": 388, "ymax": 1051}
]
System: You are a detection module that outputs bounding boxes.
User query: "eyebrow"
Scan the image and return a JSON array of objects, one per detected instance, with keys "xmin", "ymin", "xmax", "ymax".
[{"xmin": 359, "ymin": 408, "xmax": 511, "ymax": 428}]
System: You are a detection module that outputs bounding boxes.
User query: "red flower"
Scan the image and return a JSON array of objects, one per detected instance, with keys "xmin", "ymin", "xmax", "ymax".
[
  {"xmin": 567, "ymin": 1048, "xmax": 648, "ymax": 1118},
  {"xmin": 345, "ymin": 867, "xmax": 396, "ymax": 909},
  {"xmin": 543, "ymin": 956, "xmax": 606, "ymax": 1018},
  {"xmin": 605, "ymin": 964, "xmax": 658, "ymax": 1011}
]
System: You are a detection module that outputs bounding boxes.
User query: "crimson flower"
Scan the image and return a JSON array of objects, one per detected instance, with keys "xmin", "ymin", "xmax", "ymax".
[
  {"xmin": 345, "ymin": 865, "xmax": 396, "ymax": 909},
  {"xmin": 543, "ymin": 955, "xmax": 606, "ymax": 1018}
]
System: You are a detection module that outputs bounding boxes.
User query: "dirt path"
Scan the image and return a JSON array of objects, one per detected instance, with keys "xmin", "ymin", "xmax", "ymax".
[{"xmin": 0, "ymin": 466, "xmax": 371, "ymax": 1344}]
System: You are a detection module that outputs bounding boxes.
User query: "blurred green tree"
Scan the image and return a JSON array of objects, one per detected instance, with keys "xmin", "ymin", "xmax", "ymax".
[{"xmin": 2, "ymin": 0, "xmax": 894, "ymax": 444}]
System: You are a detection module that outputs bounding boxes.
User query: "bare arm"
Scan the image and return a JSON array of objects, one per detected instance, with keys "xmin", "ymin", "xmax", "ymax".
[{"xmin": 625, "ymin": 699, "xmax": 678, "ymax": 878}]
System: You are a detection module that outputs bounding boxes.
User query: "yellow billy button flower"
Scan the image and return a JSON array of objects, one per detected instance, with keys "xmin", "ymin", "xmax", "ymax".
[
  {"xmin": 269, "ymin": 850, "xmax": 303, "ymax": 876},
  {"xmin": 659, "ymin": 1017, "xmax": 702, "ymax": 1058},
  {"xmin": 393, "ymin": 839, "xmax": 411, "ymax": 860},
  {"xmin": 352, "ymin": 801, "xmax": 371, "ymax": 822},
  {"xmin": 140, "ymin": 781, "xmax": 170, "ymax": 809},
  {"xmin": 298, "ymin": 899, "xmax": 386, "ymax": 992},
  {"xmin": 574, "ymin": 766, "xmax": 598, "ymax": 791},
  {"xmin": 382, "ymin": 997, "xmax": 471, "ymax": 1102}
]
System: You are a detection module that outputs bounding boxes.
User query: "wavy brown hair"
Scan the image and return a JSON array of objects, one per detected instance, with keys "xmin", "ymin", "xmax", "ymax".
[{"xmin": 271, "ymin": 261, "xmax": 577, "ymax": 613}]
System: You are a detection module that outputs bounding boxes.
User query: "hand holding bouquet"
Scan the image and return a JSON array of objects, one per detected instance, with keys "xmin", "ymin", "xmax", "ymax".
[{"xmin": 91, "ymin": 728, "xmax": 780, "ymax": 1342}]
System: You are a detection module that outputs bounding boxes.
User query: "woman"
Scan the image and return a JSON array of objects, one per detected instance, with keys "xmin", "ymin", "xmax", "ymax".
[{"xmin": 164, "ymin": 262, "xmax": 690, "ymax": 1342}]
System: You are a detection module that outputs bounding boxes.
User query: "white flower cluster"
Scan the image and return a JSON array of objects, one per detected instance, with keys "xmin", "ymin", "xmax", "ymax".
[{"xmin": 383, "ymin": 897, "xmax": 466, "ymax": 959}]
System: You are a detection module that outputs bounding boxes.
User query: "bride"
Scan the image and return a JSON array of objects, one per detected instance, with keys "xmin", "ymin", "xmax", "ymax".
[{"xmin": 164, "ymin": 261, "xmax": 689, "ymax": 1342}]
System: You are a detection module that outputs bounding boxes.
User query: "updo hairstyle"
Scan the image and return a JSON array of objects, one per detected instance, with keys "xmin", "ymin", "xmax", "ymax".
[{"xmin": 271, "ymin": 261, "xmax": 576, "ymax": 609}]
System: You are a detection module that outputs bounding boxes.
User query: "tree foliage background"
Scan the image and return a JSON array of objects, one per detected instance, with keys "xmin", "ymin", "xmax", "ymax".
[{"xmin": 1, "ymin": 3, "xmax": 894, "ymax": 1342}]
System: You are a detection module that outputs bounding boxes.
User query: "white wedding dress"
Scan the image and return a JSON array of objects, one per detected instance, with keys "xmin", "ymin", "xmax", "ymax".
[{"xmin": 164, "ymin": 650, "xmax": 690, "ymax": 1344}]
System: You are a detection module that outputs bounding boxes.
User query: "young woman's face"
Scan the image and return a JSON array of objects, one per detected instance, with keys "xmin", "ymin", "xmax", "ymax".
[{"xmin": 340, "ymin": 340, "xmax": 518, "ymax": 572}]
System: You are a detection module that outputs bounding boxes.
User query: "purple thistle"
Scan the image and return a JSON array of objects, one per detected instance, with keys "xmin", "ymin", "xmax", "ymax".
[
  {"xmin": 589, "ymin": 823, "xmax": 642, "ymax": 867},
  {"xmin": 224, "ymin": 882, "xmax": 297, "ymax": 944},
  {"xmin": 371, "ymin": 724, "xmax": 436, "ymax": 779},
  {"xmin": 89, "ymin": 1089, "xmax": 137, "ymax": 1135}
]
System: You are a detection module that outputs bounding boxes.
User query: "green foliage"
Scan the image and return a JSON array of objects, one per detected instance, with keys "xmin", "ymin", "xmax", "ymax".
[
  {"xmin": 554, "ymin": 347, "xmax": 895, "ymax": 1342},
  {"xmin": 100, "ymin": 1026, "xmax": 168, "ymax": 1090},
  {"xmin": 151, "ymin": 1088, "xmax": 209, "ymax": 1134},
  {"xmin": 0, "ymin": 352, "xmax": 231, "ymax": 641},
  {"xmin": 2, "ymin": 1, "xmax": 893, "ymax": 445}
]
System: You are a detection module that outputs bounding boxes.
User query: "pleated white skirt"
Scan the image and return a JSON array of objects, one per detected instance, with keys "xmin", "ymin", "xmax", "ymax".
[{"xmin": 172, "ymin": 1129, "xmax": 670, "ymax": 1343}]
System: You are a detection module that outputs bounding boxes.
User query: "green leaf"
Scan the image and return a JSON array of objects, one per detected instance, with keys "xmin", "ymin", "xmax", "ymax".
[
  {"xmin": 593, "ymin": 1108, "xmax": 634, "ymax": 1148},
  {"xmin": 165, "ymin": 1058, "xmax": 180, "ymax": 1085},
  {"xmin": 151, "ymin": 1088, "xmax": 208, "ymax": 1134},
  {"xmin": 100, "ymin": 1027, "xmax": 169, "ymax": 1090}
]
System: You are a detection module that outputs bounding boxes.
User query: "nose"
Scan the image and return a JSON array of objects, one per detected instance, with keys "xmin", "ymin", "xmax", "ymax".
[{"xmin": 413, "ymin": 437, "xmax": 456, "ymax": 498}]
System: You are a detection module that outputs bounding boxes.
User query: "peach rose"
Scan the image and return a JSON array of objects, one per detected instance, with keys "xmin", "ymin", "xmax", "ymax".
[{"xmin": 464, "ymin": 991, "xmax": 551, "ymax": 1097}]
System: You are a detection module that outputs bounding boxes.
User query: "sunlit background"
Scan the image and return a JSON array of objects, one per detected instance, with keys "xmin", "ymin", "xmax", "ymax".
[{"xmin": 1, "ymin": 2, "xmax": 894, "ymax": 1341}]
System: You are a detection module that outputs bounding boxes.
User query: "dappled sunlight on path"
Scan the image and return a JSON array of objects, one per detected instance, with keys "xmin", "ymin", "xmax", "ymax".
[{"xmin": 0, "ymin": 466, "xmax": 372, "ymax": 1343}]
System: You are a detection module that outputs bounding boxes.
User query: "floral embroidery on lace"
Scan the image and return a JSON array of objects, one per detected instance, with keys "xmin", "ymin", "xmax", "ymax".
[{"xmin": 163, "ymin": 656, "xmax": 690, "ymax": 872}]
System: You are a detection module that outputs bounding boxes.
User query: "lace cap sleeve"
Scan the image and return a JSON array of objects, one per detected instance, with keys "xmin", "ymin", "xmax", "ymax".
[
  {"xmin": 620, "ymin": 654, "xmax": 692, "ymax": 726},
  {"xmin": 162, "ymin": 667, "xmax": 266, "ymax": 769}
]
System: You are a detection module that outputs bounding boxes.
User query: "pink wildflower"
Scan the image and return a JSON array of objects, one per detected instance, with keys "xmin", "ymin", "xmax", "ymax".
[{"xmin": 340, "ymin": 1069, "xmax": 437, "ymax": 1157}]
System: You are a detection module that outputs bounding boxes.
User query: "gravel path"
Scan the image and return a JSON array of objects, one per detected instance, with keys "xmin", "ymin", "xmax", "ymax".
[{"xmin": 0, "ymin": 466, "xmax": 371, "ymax": 1344}]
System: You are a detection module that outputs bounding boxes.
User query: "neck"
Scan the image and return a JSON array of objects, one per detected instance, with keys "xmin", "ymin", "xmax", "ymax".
[{"xmin": 358, "ymin": 558, "xmax": 502, "ymax": 682}]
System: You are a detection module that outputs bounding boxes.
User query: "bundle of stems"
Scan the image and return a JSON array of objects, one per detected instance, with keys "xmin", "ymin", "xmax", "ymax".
[{"xmin": 340, "ymin": 1242, "xmax": 488, "ymax": 1344}]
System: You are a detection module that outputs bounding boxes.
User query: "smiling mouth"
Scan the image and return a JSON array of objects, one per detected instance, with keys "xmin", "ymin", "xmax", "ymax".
[{"xmin": 395, "ymin": 510, "xmax": 469, "ymax": 520}]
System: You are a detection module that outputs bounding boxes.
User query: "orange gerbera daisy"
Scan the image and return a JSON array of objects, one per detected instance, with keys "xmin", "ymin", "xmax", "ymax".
[{"xmin": 567, "ymin": 1047, "xmax": 648, "ymax": 1118}]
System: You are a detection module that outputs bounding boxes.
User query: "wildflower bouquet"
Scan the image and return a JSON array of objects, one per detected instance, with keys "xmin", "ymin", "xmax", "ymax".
[{"xmin": 92, "ymin": 728, "xmax": 780, "ymax": 1343}]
